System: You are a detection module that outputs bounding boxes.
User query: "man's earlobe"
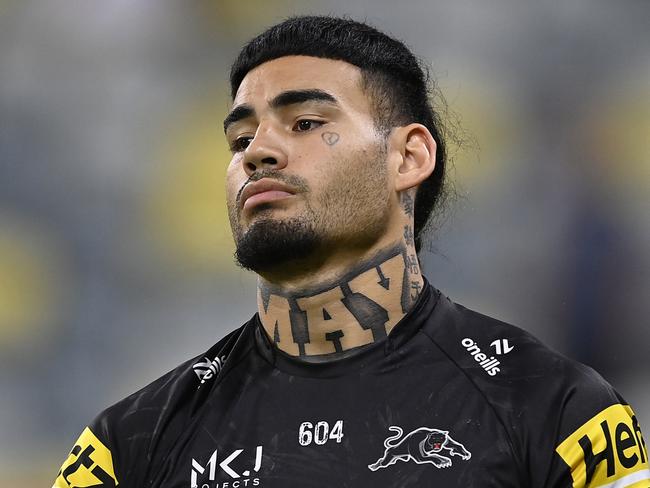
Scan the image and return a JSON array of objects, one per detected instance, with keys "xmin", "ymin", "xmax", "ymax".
[{"xmin": 394, "ymin": 124, "xmax": 436, "ymax": 192}]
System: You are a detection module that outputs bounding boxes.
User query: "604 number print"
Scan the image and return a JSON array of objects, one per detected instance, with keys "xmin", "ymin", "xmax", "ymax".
[{"xmin": 298, "ymin": 420, "xmax": 344, "ymax": 446}]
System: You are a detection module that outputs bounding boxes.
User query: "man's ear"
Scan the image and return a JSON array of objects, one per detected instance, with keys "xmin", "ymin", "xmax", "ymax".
[{"xmin": 389, "ymin": 123, "xmax": 436, "ymax": 191}]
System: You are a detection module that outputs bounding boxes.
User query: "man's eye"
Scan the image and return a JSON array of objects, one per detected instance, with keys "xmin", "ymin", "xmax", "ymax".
[
  {"xmin": 293, "ymin": 119, "xmax": 324, "ymax": 132},
  {"xmin": 231, "ymin": 136, "xmax": 253, "ymax": 152}
]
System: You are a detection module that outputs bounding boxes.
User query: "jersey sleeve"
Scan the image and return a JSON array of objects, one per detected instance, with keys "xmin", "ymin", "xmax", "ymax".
[
  {"xmin": 546, "ymin": 363, "xmax": 650, "ymax": 488},
  {"xmin": 52, "ymin": 416, "xmax": 120, "ymax": 488},
  {"xmin": 546, "ymin": 370, "xmax": 649, "ymax": 488}
]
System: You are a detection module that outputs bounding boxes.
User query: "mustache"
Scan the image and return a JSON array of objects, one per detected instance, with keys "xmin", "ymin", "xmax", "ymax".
[{"xmin": 236, "ymin": 170, "xmax": 309, "ymax": 206}]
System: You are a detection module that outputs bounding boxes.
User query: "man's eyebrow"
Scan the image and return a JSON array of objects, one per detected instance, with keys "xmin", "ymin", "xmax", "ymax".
[
  {"xmin": 223, "ymin": 89, "xmax": 338, "ymax": 133},
  {"xmin": 269, "ymin": 89, "xmax": 338, "ymax": 109},
  {"xmin": 223, "ymin": 105, "xmax": 254, "ymax": 133}
]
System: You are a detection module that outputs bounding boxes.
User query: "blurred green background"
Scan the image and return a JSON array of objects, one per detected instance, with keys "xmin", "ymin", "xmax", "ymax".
[{"xmin": 0, "ymin": 0, "xmax": 648, "ymax": 484}]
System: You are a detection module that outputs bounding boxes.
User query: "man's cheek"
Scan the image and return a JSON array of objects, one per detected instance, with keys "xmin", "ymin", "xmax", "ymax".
[{"xmin": 224, "ymin": 171, "xmax": 242, "ymax": 207}]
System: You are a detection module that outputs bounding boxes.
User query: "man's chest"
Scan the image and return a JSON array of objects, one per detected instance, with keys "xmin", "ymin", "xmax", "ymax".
[{"xmin": 152, "ymin": 365, "xmax": 521, "ymax": 488}]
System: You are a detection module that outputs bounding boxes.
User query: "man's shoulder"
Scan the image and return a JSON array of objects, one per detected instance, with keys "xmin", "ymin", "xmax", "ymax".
[
  {"xmin": 100, "ymin": 322, "xmax": 250, "ymax": 424},
  {"xmin": 422, "ymin": 292, "xmax": 650, "ymax": 487},
  {"xmin": 54, "ymin": 322, "xmax": 254, "ymax": 487},
  {"xmin": 426, "ymin": 295, "xmax": 607, "ymax": 388},
  {"xmin": 423, "ymin": 292, "xmax": 621, "ymax": 412}
]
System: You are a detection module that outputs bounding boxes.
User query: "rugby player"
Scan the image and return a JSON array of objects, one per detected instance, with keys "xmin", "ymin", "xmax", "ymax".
[{"xmin": 53, "ymin": 16, "xmax": 648, "ymax": 487}]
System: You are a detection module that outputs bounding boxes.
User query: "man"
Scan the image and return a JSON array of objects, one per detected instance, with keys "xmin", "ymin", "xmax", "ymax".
[{"xmin": 53, "ymin": 16, "xmax": 648, "ymax": 488}]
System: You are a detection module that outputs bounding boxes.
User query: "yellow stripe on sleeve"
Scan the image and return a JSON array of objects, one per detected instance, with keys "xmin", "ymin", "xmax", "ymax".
[
  {"xmin": 556, "ymin": 404, "xmax": 648, "ymax": 488},
  {"xmin": 53, "ymin": 427, "xmax": 118, "ymax": 487}
]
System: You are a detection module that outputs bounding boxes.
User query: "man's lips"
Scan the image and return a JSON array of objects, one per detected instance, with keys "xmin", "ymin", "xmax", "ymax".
[
  {"xmin": 240, "ymin": 179, "xmax": 296, "ymax": 211},
  {"xmin": 243, "ymin": 190, "xmax": 294, "ymax": 210}
]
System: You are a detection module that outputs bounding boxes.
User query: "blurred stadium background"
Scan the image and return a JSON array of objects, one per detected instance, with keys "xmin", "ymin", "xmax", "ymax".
[{"xmin": 0, "ymin": 0, "xmax": 648, "ymax": 484}]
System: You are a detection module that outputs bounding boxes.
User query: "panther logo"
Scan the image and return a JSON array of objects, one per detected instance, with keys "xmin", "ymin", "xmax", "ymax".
[{"xmin": 368, "ymin": 425, "xmax": 471, "ymax": 471}]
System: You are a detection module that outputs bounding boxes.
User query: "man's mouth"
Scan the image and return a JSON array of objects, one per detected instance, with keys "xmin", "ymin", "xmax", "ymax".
[
  {"xmin": 243, "ymin": 190, "xmax": 294, "ymax": 210},
  {"xmin": 240, "ymin": 178, "xmax": 296, "ymax": 211}
]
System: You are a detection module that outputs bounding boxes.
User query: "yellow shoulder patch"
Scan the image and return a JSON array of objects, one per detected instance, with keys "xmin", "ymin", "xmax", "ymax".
[
  {"xmin": 53, "ymin": 427, "xmax": 119, "ymax": 488},
  {"xmin": 556, "ymin": 404, "xmax": 649, "ymax": 488}
]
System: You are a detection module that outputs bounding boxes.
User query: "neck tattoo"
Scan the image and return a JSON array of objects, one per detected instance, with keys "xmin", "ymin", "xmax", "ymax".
[{"xmin": 257, "ymin": 243, "xmax": 424, "ymax": 358}]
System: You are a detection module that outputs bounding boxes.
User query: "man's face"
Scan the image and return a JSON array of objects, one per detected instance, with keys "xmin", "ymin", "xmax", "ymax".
[{"xmin": 224, "ymin": 56, "xmax": 393, "ymax": 274}]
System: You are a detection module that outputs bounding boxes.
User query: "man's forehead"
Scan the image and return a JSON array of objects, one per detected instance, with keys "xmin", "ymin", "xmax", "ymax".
[{"xmin": 233, "ymin": 55, "xmax": 364, "ymax": 106}]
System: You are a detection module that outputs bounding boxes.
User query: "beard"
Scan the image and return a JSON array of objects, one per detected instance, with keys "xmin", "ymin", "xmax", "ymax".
[
  {"xmin": 229, "ymin": 139, "xmax": 390, "ymax": 274},
  {"xmin": 234, "ymin": 214, "xmax": 320, "ymax": 273}
]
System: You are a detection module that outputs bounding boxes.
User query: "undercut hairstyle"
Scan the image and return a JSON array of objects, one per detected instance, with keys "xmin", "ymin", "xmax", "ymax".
[{"xmin": 230, "ymin": 15, "xmax": 448, "ymax": 254}]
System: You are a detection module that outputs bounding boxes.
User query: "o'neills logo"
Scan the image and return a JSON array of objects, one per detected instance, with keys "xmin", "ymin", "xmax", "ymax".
[
  {"xmin": 191, "ymin": 445, "xmax": 263, "ymax": 488},
  {"xmin": 461, "ymin": 338, "xmax": 500, "ymax": 376}
]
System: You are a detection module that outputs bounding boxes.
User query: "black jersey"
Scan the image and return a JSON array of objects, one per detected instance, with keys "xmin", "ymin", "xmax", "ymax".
[{"xmin": 53, "ymin": 283, "xmax": 648, "ymax": 488}]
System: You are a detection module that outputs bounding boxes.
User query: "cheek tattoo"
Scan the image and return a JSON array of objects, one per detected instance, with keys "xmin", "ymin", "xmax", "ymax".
[{"xmin": 321, "ymin": 132, "xmax": 340, "ymax": 146}]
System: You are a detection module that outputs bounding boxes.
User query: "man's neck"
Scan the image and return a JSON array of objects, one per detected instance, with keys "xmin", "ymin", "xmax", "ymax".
[{"xmin": 256, "ymin": 240, "xmax": 424, "ymax": 359}]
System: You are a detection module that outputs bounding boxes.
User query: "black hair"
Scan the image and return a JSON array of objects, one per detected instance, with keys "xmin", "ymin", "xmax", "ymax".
[{"xmin": 230, "ymin": 15, "xmax": 448, "ymax": 254}]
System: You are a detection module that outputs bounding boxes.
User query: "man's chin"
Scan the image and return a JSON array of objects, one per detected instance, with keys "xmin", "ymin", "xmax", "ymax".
[{"xmin": 234, "ymin": 217, "xmax": 320, "ymax": 274}]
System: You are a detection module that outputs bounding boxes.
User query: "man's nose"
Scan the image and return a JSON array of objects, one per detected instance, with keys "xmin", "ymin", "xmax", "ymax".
[{"xmin": 242, "ymin": 125, "xmax": 288, "ymax": 176}]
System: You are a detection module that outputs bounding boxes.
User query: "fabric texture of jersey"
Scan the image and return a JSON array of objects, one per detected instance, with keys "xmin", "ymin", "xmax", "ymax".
[{"xmin": 53, "ymin": 283, "xmax": 649, "ymax": 488}]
